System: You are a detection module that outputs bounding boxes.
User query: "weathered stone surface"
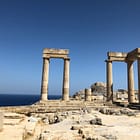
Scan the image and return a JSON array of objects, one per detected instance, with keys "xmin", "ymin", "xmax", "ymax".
[
  {"xmin": 73, "ymin": 90, "xmax": 85, "ymax": 100},
  {"xmin": 41, "ymin": 48, "xmax": 70, "ymax": 101},
  {"xmin": 102, "ymin": 134, "xmax": 117, "ymax": 140},
  {"xmin": 91, "ymin": 82, "xmax": 106, "ymax": 96},
  {"xmin": 78, "ymin": 127, "xmax": 96, "ymax": 140},
  {"xmin": 106, "ymin": 48, "xmax": 140, "ymax": 103},
  {"xmin": 73, "ymin": 82, "xmax": 106, "ymax": 101},
  {"xmin": 99, "ymin": 108, "xmax": 116, "ymax": 115},
  {"xmin": 99, "ymin": 108, "xmax": 136, "ymax": 116},
  {"xmin": 116, "ymin": 89, "xmax": 128, "ymax": 100},
  {"xmin": 85, "ymin": 88, "xmax": 92, "ymax": 101},
  {"xmin": 23, "ymin": 119, "xmax": 37, "ymax": 139},
  {"xmin": 46, "ymin": 113, "xmax": 65, "ymax": 124},
  {"xmin": 120, "ymin": 109, "xmax": 136, "ymax": 116},
  {"xmin": 43, "ymin": 48, "xmax": 69, "ymax": 55},
  {"xmin": 90, "ymin": 118, "xmax": 102, "ymax": 125}
]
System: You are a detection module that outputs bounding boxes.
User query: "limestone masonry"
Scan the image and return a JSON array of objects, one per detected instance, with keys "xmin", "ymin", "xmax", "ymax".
[
  {"xmin": 106, "ymin": 48, "xmax": 140, "ymax": 104},
  {"xmin": 40, "ymin": 48, "xmax": 70, "ymax": 101}
]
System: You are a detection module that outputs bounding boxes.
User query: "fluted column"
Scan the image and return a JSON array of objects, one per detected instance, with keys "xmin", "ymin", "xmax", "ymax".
[
  {"xmin": 137, "ymin": 59, "xmax": 140, "ymax": 104},
  {"xmin": 41, "ymin": 58, "xmax": 50, "ymax": 101},
  {"xmin": 62, "ymin": 58, "xmax": 70, "ymax": 101},
  {"xmin": 106, "ymin": 60, "xmax": 113, "ymax": 102},
  {"xmin": 127, "ymin": 61, "xmax": 135, "ymax": 103}
]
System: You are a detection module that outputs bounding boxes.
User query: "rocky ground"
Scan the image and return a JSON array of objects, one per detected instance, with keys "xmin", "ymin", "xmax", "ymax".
[{"xmin": 0, "ymin": 105, "xmax": 140, "ymax": 140}]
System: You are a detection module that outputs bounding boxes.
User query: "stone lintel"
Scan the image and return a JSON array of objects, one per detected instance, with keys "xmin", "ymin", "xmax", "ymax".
[
  {"xmin": 43, "ymin": 48, "xmax": 69, "ymax": 59},
  {"xmin": 43, "ymin": 48, "xmax": 69, "ymax": 55},
  {"xmin": 127, "ymin": 48, "xmax": 140, "ymax": 61},
  {"xmin": 43, "ymin": 54, "xmax": 68, "ymax": 59},
  {"xmin": 107, "ymin": 52, "xmax": 127, "ymax": 62}
]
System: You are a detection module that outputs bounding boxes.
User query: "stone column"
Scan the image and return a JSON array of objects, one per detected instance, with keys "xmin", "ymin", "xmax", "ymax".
[
  {"xmin": 127, "ymin": 61, "xmax": 135, "ymax": 103},
  {"xmin": 106, "ymin": 60, "xmax": 113, "ymax": 102},
  {"xmin": 62, "ymin": 58, "xmax": 70, "ymax": 101},
  {"xmin": 41, "ymin": 58, "xmax": 50, "ymax": 101},
  {"xmin": 85, "ymin": 88, "xmax": 92, "ymax": 101},
  {"xmin": 137, "ymin": 59, "xmax": 140, "ymax": 104},
  {"xmin": 0, "ymin": 112, "xmax": 3, "ymax": 132}
]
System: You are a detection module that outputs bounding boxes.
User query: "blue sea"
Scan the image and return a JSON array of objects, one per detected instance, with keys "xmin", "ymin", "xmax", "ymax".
[{"xmin": 0, "ymin": 94, "xmax": 61, "ymax": 106}]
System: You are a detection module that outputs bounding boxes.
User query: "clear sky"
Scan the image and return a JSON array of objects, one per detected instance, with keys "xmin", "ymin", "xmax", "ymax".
[{"xmin": 0, "ymin": 0, "xmax": 140, "ymax": 95}]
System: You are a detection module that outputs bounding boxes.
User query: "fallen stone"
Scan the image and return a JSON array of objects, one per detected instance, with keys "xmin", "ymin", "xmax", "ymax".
[
  {"xmin": 127, "ymin": 111, "xmax": 135, "ymax": 116},
  {"xmin": 90, "ymin": 118, "xmax": 102, "ymax": 125},
  {"xmin": 120, "ymin": 109, "xmax": 128, "ymax": 115},
  {"xmin": 99, "ymin": 108, "xmax": 112, "ymax": 115},
  {"xmin": 102, "ymin": 134, "xmax": 117, "ymax": 140},
  {"xmin": 47, "ymin": 113, "xmax": 64, "ymax": 124},
  {"xmin": 78, "ymin": 127, "xmax": 96, "ymax": 140}
]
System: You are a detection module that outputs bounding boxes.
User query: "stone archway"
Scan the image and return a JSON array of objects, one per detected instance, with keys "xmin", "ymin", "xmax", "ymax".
[
  {"xmin": 106, "ymin": 48, "xmax": 140, "ymax": 104},
  {"xmin": 40, "ymin": 48, "xmax": 70, "ymax": 101}
]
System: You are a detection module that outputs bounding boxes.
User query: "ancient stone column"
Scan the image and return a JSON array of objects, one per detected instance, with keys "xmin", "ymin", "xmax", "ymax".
[
  {"xmin": 85, "ymin": 88, "xmax": 92, "ymax": 101},
  {"xmin": 106, "ymin": 60, "xmax": 113, "ymax": 102},
  {"xmin": 127, "ymin": 61, "xmax": 135, "ymax": 103},
  {"xmin": 0, "ymin": 112, "xmax": 3, "ymax": 132},
  {"xmin": 62, "ymin": 58, "xmax": 70, "ymax": 101},
  {"xmin": 137, "ymin": 59, "xmax": 140, "ymax": 103},
  {"xmin": 41, "ymin": 58, "xmax": 50, "ymax": 101}
]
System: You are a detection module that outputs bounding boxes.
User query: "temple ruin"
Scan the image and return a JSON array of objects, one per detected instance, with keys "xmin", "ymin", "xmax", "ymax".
[
  {"xmin": 106, "ymin": 48, "xmax": 140, "ymax": 104},
  {"xmin": 40, "ymin": 48, "xmax": 70, "ymax": 101}
]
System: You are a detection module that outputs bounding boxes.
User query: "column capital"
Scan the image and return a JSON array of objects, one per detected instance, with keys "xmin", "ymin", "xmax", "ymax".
[
  {"xmin": 105, "ymin": 60, "xmax": 112, "ymax": 63},
  {"xmin": 43, "ymin": 57, "xmax": 50, "ymax": 60},
  {"xmin": 125, "ymin": 59, "xmax": 134, "ymax": 64},
  {"xmin": 64, "ymin": 57, "xmax": 70, "ymax": 61},
  {"xmin": 43, "ymin": 57, "xmax": 50, "ymax": 63}
]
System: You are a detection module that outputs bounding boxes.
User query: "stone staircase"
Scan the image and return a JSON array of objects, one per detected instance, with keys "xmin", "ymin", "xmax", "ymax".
[
  {"xmin": 0, "ymin": 100, "xmax": 113, "ymax": 114},
  {"xmin": 30, "ymin": 100, "xmax": 102, "ymax": 113}
]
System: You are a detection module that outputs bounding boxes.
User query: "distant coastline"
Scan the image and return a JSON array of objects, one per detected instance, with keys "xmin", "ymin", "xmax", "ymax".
[{"xmin": 0, "ymin": 94, "xmax": 61, "ymax": 106}]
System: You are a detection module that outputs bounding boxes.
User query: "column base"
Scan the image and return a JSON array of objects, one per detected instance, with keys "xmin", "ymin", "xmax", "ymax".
[
  {"xmin": 41, "ymin": 94, "xmax": 47, "ymax": 101},
  {"xmin": 62, "ymin": 88, "xmax": 69, "ymax": 101}
]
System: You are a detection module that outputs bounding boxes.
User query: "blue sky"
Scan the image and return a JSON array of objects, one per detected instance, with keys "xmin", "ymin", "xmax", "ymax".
[{"xmin": 0, "ymin": 0, "xmax": 140, "ymax": 95}]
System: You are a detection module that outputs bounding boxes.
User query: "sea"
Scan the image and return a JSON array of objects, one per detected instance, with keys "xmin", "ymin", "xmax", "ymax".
[{"xmin": 0, "ymin": 94, "xmax": 61, "ymax": 106}]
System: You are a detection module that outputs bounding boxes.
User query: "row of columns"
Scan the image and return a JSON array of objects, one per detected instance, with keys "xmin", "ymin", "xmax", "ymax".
[
  {"xmin": 106, "ymin": 59, "xmax": 140, "ymax": 104},
  {"xmin": 40, "ymin": 57, "xmax": 70, "ymax": 101}
]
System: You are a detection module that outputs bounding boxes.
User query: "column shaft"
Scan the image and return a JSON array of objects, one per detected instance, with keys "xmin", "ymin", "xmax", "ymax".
[
  {"xmin": 62, "ymin": 58, "xmax": 70, "ymax": 101},
  {"xmin": 85, "ymin": 88, "xmax": 92, "ymax": 101},
  {"xmin": 137, "ymin": 59, "xmax": 140, "ymax": 104},
  {"xmin": 127, "ymin": 61, "xmax": 135, "ymax": 103},
  {"xmin": 41, "ymin": 58, "xmax": 49, "ymax": 101},
  {"xmin": 106, "ymin": 60, "xmax": 113, "ymax": 102}
]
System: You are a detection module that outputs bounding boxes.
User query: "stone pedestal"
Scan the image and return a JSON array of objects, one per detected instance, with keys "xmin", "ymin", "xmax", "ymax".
[
  {"xmin": 41, "ymin": 58, "xmax": 49, "ymax": 101},
  {"xmin": 85, "ymin": 88, "xmax": 91, "ymax": 101},
  {"xmin": 106, "ymin": 60, "xmax": 113, "ymax": 102},
  {"xmin": 62, "ymin": 58, "xmax": 70, "ymax": 101},
  {"xmin": 127, "ymin": 61, "xmax": 135, "ymax": 103}
]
